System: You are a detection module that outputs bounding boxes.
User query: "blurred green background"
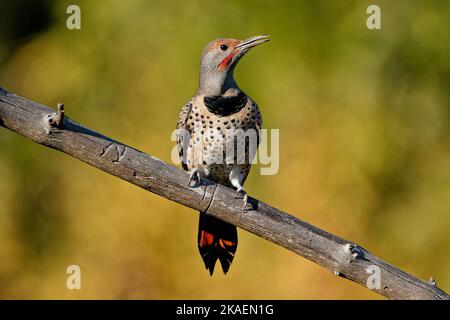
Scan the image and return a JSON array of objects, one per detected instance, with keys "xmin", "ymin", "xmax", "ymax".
[{"xmin": 0, "ymin": 0, "xmax": 449, "ymax": 299}]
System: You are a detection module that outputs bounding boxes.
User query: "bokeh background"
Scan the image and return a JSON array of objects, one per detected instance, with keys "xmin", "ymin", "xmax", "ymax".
[{"xmin": 0, "ymin": 0, "xmax": 449, "ymax": 299}]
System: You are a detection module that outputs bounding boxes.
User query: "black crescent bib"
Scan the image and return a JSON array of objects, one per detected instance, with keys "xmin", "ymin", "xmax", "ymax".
[{"xmin": 203, "ymin": 91, "xmax": 248, "ymax": 117}]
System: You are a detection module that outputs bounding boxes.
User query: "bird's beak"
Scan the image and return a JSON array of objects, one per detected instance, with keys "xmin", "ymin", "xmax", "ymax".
[{"xmin": 236, "ymin": 35, "xmax": 271, "ymax": 51}]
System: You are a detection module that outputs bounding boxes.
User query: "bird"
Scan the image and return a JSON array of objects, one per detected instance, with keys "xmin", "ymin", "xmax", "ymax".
[{"xmin": 176, "ymin": 35, "xmax": 270, "ymax": 275}]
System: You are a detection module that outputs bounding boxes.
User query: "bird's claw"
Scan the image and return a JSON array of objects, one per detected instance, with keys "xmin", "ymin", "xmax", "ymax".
[
  {"xmin": 235, "ymin": 189, "xmax": 250, "ymax": 212},
  {"xmin": 243, "ymin": 193, "xmax": 249, "ymax": 212},
  {"xmin": 188, "ymin": 169, "xmax": 201, "ymax": 187}
]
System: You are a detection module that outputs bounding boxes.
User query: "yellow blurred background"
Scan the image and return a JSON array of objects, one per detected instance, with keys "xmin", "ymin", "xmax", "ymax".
[{"xmin": 0, "ymin": 0, "xmax": 449, "ymax": 299}]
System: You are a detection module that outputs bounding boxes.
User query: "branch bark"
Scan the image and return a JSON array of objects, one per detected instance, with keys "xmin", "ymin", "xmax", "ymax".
[{"xmin": 0, "ymin": 87, "xmax": 448, "ymax": 300}]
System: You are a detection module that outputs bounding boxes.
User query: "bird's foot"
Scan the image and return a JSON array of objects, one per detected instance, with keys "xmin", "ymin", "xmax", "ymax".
[
  {"xmin": 188, "ymin": 169, "xmax": 201, "ymax": 187},
  {"xmin": 234, "ymin": 189, "xmax": 250, "ymax": 212}
]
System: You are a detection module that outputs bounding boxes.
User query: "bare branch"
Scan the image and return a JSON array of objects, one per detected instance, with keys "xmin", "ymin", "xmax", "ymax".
[{"xmin": 0, "ymin": 87, "xmax": 448, "ymax": 300}]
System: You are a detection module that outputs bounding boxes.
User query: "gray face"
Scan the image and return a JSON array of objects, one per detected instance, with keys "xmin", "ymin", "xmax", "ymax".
[
  {"xmin": 197, "ymin": 36, "xmax": 270, "ymax": 96},
  {"xmin": 200, "ymin": 39, "xmax": 241, "ymax": 73},
  {"xmin": 198, "ymin": 39, "xmax": 241, "ymax": 96}
]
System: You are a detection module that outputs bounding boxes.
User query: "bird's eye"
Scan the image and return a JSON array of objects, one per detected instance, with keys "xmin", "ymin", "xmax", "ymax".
[{"xmin": 220, "ymin": 44, "xmax": 228, "ymax": 51}]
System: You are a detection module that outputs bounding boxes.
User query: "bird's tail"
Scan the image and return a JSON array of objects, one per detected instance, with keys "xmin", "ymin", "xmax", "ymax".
[{"xmin": 197, "ymin": 212, "xmax": 238, "ymax": 275}]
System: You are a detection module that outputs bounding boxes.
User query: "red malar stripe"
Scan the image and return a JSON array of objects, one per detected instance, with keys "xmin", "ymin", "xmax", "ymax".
[{"xmin": 218, "ymin": 51, "xmax": 235, "ymax": 70}]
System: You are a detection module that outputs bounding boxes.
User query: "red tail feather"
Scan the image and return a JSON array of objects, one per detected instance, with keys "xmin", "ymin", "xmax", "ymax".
[{"xmin": 198, "ymin": 212, "xmax": 238, "ymax": 275}]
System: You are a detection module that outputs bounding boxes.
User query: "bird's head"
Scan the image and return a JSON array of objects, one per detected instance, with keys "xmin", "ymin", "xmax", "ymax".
[{"xmin": 198, "ymin": 35, "xmax": 270, "ymax": 95}]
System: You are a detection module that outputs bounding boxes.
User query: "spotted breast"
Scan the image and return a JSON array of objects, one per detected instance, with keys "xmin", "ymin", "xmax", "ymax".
[{"xmin": 180, "ymin": 92, "xmax": 262, "ymax": 186}]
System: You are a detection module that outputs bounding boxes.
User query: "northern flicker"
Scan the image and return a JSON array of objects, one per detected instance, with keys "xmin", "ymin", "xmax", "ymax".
[{"xmin": 176, "ymin": 35, "xmax": 270, "ymax": 275}]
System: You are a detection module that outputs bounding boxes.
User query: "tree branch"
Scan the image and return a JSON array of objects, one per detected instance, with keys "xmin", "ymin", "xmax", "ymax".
[{"xmin": 0, "ymin": 87, "xmax": 448, "ymax": 300}]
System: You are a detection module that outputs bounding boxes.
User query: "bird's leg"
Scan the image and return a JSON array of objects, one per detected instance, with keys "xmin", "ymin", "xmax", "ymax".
[
  {"xmin": 234, "ymin": 187, "xmax": 249, "ymax": 211},
  {"xmin": 188, "ymin": 168, "xmax": 201, "ymax": 187},
  {"xmin": 230, "ymin": 166, "xmax": 250, "ymax": 211}
]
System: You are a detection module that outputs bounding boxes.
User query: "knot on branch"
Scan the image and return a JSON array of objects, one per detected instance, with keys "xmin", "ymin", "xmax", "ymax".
[
  {"xmin": 333, "ymin": 243, "xmax": 367, "ymax": 276},
  {"xmin": 344, "ymin": 243, "xmax": 366, "ymax": 260},
  {"xmin": 44, "ymin": 102, "xmax": 65, "ymax": 133},
  {"xmin": 429, "ymin": 277, "xmax": 437, "ymax": 287}
]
